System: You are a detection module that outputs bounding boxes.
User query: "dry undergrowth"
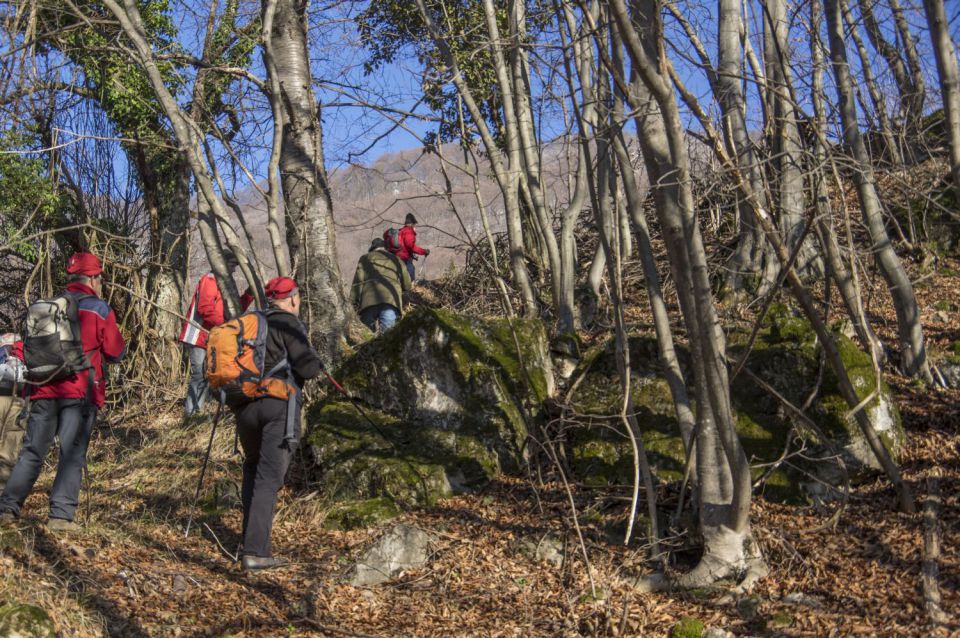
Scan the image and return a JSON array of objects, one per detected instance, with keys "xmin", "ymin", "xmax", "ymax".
[{"xmin": 2, "ymin": 200, "xmax": 960, "ymax": 635}]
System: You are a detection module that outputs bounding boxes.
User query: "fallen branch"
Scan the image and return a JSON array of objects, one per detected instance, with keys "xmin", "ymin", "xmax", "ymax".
[{"xmin": 921, "ymin": 470, "xmax": 947, "ymax": 628}]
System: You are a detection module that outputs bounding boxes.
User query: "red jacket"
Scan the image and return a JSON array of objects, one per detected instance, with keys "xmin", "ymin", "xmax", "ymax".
[
  {"xmin": 28, "ymin": 283, "xmax": 126, "ymax": 408},
  {"xmin": 396, "ymin": 225, "xmax": 428, "ymax": 262},
  {"xmin": 179, "ymin": 273, "xmax": 226, "ymax": 349}
]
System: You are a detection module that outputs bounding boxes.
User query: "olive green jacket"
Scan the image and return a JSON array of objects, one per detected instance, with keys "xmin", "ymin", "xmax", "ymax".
[{"xmin": 350, "ymin": 248, "xmax": 412, "ymax": 313}]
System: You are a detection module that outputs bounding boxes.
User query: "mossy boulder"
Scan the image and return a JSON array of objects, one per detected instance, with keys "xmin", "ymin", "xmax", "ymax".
[
  {"xmin": 568, "ymin": 305, "xmax": 904, "ymax": 502},
  {"xmin": 671, "ymin": 617, "xmax": 705, "ymax": 638},
  {"xmin": 0, "ymin": 603, "xmax": 56, "ymax": 638},
  {"xmin": 324, "ymin": 497, "xmax": 401, "ymax": 531},
  {"xmin": 306, "ymin": 308, "xmax": 553, "ymax": 513}
]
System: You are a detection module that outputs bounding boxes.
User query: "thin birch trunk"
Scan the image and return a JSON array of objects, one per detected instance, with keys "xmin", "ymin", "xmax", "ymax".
[
  {"xmin": 509, "ymin": 0, "xmax": 563, "ymax": 308},
  {"xmin": 718, "ymin": 0, "xmax": 771, "ymax": 294},
  {"xmin": 555, "ymin": 0, "xmax": 592, "ymax": 334},
  {"xmin": 858, "ymin": 0, "xmax": 924, "ymax": 155},
  {"xmin": 811, "ymin": 0, "xmax": 886, "ymax": 364},
  {"xmin": 763, "ymin": 0, "xmax": 820, "ymax": 276},
  {"xmin": 413, "ymin": 0, "xmax": 537, "ymax": 315},
  {"xmin": 103, "ymin": 0, "xmax": 255, "ymax": 317},
  {"xmin": 840, "ymin": 0, "xmax": 902, "ymax": 165},
  {"xmin": 923, "ymin": 0, "xmax": 960, "ymax": 206},
  {"xmin": 824, "ymin": 0, "xmax": 933, "ymax": 382}
]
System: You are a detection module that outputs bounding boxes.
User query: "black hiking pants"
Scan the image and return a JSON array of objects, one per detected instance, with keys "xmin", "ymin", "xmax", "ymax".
[
  {"xmin": 236, "ymin": 397, "xmax": 299, "ymax": 557},
  {"xmin": 0, "ymin": 398, "xmax": 96, "ymax": 521}
]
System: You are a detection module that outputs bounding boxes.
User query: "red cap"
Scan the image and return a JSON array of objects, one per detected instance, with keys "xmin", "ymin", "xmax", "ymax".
[
  {"xmin": 66, "ymin": 252, "xmax": 103, "ymax": 276},
  {"xmin": 265, "ymin": 276, "xmax": 298, "ymax": 300}
]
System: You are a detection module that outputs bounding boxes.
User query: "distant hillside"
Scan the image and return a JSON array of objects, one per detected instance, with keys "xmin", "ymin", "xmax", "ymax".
[{"xmin": 188, "ymin": 138, "xmax": 598, "ymax": 289}]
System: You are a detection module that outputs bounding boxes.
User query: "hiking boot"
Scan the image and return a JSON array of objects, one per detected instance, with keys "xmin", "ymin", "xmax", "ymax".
[
  {"xmin": 0, "ymin": 511, "xmax": 16, "ymax": 527},
  {"xmin": 47, "ymin": 518, "xmax": 81, "ymax": 533},
  {"xmin": 241, "ymin": 555, "xmax": 289, "ymax": 572}
]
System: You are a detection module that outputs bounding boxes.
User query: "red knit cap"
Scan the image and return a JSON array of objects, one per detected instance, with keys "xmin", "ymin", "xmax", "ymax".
[
  {"xmin": 265, "ymin": 276, "xmax": 298, "ymax": 300},
  {"xmin": 66, "ymin": 252, "xmax": 103, "ymax": 276}
]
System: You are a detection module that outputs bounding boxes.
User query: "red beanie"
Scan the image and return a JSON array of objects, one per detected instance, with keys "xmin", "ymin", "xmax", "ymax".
[
  {"xmin": 265, "ymin": 276, "xmax": 298, "ymax": 300},
  {"xmin": 66, "ymin": 252, "xmax": 103, "ymax": 276}
]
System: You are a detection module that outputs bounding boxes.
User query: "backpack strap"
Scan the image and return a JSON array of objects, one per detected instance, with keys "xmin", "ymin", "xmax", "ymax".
[
  {"xmin": 64, "ymin": 292, "xmax": 97, "ymax": 411},
  {"xmin": 261, "ymin": 309, "xmax": 300, "ymax": 447}
]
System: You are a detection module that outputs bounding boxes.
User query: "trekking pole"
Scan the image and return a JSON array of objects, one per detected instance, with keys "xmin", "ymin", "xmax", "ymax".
[
  {"xmin": 185, "ymin": 400, "xmax": 223, "ymax": 538},
  {"xmin": 322, "ymin": 370, "xmax": 396, "ymax": 448}
]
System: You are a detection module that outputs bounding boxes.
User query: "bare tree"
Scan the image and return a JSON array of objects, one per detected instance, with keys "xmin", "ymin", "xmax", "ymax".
[
  {"xmin": 923, "ymin": 0, "xmax": 960, "ymax": 205},
  {"xmin": 824, "ymin": 0, "xmax": 933, "ymax": 382},
  {"xmin": 609, "ymin": 0, "xmax": 762, "ymax": 587},
  {"xmin": 264, "ymin": 0, "xmax": 351, "ymax": 361}
]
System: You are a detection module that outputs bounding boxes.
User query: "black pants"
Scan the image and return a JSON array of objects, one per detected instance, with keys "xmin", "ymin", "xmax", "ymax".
[
  {"xmin": 0, "ymin": 398, "xmax": 96, "ymax": 521},
  {"xmin": 236, "ymin": 398, "xmax": 299, "ymax": 557}
]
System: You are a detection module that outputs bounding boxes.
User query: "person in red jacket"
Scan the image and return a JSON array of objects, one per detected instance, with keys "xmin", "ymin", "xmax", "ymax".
[
  {"xmin": 396, "ymin": 213, "xmax": 430, "ymax": 281},
  {"xmin": 0, "ymin": 333, "xmax": 25, "ymax": 489},
  {"xmin": 0, "ymin": 252, "xmax": 125, "ymax": 531},
  {"xmin": 179, "ymin": 254, "xmax": 242, "ymax": 418}
]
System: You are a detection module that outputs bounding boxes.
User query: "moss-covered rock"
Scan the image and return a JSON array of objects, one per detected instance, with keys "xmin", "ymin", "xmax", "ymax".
[
  {"xmin": 671, "ymin": 617, "xmax": 705, "ymax": 638},
  {"xmin": 305, "ymin": 308, "xmax": 553, "ymax": 517},
  {"xmin": 324, "ymin": 497, "xmax": 401, "ymax": 530},
  {"xmin": 568, "ymin": 304, "xmax": 904, "ymax": 502},
  {"xmin": 0, "ymin": 603, "xmax": 56, "ymax": 638}
]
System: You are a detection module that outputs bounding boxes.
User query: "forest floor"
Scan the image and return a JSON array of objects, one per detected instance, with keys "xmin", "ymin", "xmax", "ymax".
[{"xmin": 1, "ymin": 260, "xmax": 959, "ymax": 638}]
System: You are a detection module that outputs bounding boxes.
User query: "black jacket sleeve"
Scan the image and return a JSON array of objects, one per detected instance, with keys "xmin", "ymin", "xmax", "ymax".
[{"xmin": 266, "ymin": 311, "xmax": 323, "ymax": 385}]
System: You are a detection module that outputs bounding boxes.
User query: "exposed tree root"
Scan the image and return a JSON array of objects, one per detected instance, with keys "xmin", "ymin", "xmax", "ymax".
[{"xmin": 630, "ymin": 526, "xmax": 767, "ymax": 594}]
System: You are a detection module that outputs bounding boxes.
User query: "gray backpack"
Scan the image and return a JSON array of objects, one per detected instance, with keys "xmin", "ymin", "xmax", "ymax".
[{"xmin": 22, "ymin": 293, "xmax": 91, "ymax": 383}]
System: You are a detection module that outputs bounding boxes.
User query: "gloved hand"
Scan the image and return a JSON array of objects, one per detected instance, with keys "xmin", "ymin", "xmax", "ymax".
[{"xmin": 424, "ymin": 249, "xmax": 431, "ymax": 256}]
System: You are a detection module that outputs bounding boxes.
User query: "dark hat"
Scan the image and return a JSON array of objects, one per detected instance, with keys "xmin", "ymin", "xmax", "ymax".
[
  {"xmin": 265, "ymin": 276, "xmax": 298, "ymax": 300},
  {"xmin": 369, "ymin": 238, "xmax": 386, "ymax": 251},
  {"xmin": 404, "ymin": 213, "xmax": 418, "ymax": 225},
  {"xmin": 66, "ymin": 252, "xmax": 103, "ymax": 276}
]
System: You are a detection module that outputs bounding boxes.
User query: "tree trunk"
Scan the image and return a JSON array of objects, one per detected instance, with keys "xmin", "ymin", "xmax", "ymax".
[
  {"xmin": 413, "ymin": 0, "xmax": 537, "ymax": 315},
  {"xmin": 137, "ymin": 148, "xmax": 191, "ymax": 339},
  {"xmin": 509, "ymin": 0, "xmax": 563, "ymax": 310},
  {"xmin": 811, "ymin": 0, "xmax": 886, "ymax": 364},
  {"xmin": 763, "ymin": 0, "xmax": 821, "ymax": 276},
  {"xmin": 841, "ymin": 0, "xmax": 902, "ymax": 165},
  {"xmin": 923, "ymin": 0, "xmax": 960, "ymax": 206},
  {"xmin": 610, "ymin": 0, "xmax": 760, "ymax": 586},
  {"xmin": 611, "ymin": 130, "xmax": 696, "ymax": 451},
  {"xmin": 857, "ymin": 0, "xmax": 924, "ymax": 158},
  {"xmin": 717, "ymin": 0, "xmax": 771, "ymax": 295},
  {"xmin": 103, "ymin": 0, "xmax": 257, "ymax": 319},
  {"xmin": 266, "ymin": 0, "xmax": 350, "ymax": 362},
  {"xmin": 824, "ymin": 0, "xmax": 933, "ymax": 382}
]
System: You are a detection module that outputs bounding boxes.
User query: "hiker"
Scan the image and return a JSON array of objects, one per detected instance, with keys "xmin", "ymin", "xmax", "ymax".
[
  {"xmin": 0, "ymin": 252, "xmax": 125, "ymax": 531},
  {"xmin": 351, "ymin": 237, "xmax": 412, "ymax": 333},
  {"xmin": 0, "ymin": 333, "xmax": 25, "ymax": 490},
  {"xmin": 179, "ymin": 253, "xmax": 240, "ymax": 419},
  {"xmin": 396, "ymin": 213, "xmax": 430, "ymax": 281},
  {"xmin": 231, "ymin": 276, "xmax": 322, "ymax": 572}
]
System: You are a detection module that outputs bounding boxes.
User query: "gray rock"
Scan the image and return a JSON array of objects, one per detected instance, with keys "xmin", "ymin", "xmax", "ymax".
[
  {"xmin": 782, "ymin": 592, "xmax": 823, "ymax": 609},
  {"xmin": 702, "ymin": 628, "xmax": 732, "ymax": 638},
  {"xmin": 940, "ymin": 363, "xmax": 960, "ymax": 389},
  {"xmin": 0, "ymin": 603, "xmax": 56, "ymax": 638},
  {"xmin": 347, "ymin": 524, "xmax": 434, "ymax": 586},
  {"xmin": 307, "ymin": 308, "xmax": 554, "ymax": 511},
  {"xmin": 516, "ymin": 535, "xmax": 564, "ymax": 569},
  {"xmin": 567, "ymin": 307, "xmax": 906, "ymax": 503}
]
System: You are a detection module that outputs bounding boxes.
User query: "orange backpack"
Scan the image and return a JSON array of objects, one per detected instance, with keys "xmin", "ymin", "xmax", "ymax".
[{"xmin": 205, "ymin": 311, "xmax": 293, "ymax": 405}]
